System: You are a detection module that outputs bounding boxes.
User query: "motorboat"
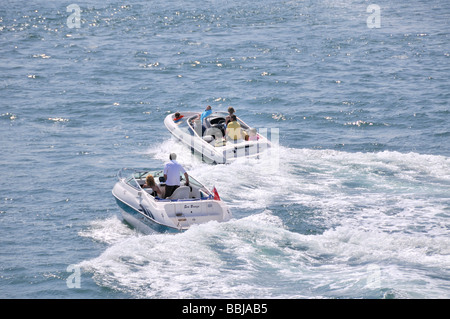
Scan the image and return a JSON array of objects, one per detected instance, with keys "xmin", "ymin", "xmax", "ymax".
[
  {"xmin": 112, "ymin": 168, "xmax": 232, "ymax": 233},
  {"xmin": 164, "ymin": 111, "xmax": 271, "ymax": 164}
]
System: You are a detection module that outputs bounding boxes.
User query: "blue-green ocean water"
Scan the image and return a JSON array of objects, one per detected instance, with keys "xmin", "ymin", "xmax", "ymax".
[{"xmin": 1, "ymin": 0, "xmax": 449, "ymax": 298}]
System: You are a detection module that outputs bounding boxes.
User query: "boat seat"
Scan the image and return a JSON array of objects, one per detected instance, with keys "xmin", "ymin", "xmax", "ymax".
[{"xmin": 169, "ymin": 186, "xmax": 190, "ymax": 200}]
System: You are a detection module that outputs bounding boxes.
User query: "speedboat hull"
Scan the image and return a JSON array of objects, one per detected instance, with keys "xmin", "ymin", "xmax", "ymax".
[
  {"xmin": 113, "ymin": 193, "xmax": 179, "ymax": 234},
  {"xmin": 164, "ymin": 111, "xmax": 271, "ymax": 164},
  {"xmin": 112, "ymin": 168, "xmax": 232, "ymax": 234}
]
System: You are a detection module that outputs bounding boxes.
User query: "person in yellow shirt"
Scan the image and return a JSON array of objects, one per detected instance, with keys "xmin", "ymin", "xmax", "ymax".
[{"xmin": 226, "ymin": 115, "xmax": 244, "ymax": 141}]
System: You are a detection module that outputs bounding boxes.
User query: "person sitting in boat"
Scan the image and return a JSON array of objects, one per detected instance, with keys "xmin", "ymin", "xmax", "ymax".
[
  {"xmin": 247, "ymin": 128, "xmax": 259, "ymax": 141},
  {"xmin": 163, "ymin": 153, "xmax": 189, "ymax": 198},
  {"xmin": 226, "ymin": 115, "xmax": 247, "ymax": 141},
  {"xmin": 143, "ymin": 174, "xmax": 163, "ymax": 198},
  {"xmin": 225, "ymin": 106, "xmax": 235, "ymax": 126},
  {"xmin": 173, "ymin": 112, "xmax": 184, "ymax": 124}
]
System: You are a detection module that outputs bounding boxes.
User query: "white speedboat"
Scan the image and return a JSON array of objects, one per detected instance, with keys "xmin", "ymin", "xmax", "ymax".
[
  {"xmin": 164, "ymin": 111, "xmax": 271, "ymax": 164},
  {"xmin": 112, "ymin": 168, "xmax": 232, "ymax": 233}
]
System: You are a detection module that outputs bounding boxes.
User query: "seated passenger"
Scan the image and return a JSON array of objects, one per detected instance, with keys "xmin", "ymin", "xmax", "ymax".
[
  {"xmin": 143, "ymin": 175, "xmax": 163, "ymax": 198},
  {"xmin": 248, "ymin": 128, "xmax": 259, "ymax": 141},
  {"xmin": 173, "ymin": 112, "xmax": 184, "ymax": 123},
  {"xmin": 226, "ymin": 115, "xmax": 244, "ymax": 141}
]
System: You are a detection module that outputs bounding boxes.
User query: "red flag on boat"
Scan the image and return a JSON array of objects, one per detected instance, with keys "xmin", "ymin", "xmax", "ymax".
[{"xmin": 212, "ymin": 186, "xmax": 221, "ymax": 200}]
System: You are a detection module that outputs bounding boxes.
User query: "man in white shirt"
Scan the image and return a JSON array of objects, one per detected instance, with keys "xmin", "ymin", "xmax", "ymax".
[{"xmin": 163, "ymin": 153, "xmax": 189, "ymax": 198}]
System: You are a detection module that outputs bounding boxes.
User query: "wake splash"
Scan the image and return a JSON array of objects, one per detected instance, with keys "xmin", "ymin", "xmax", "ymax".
[
  {"xmin": 79, "ymin": 211, "xmax": 449, "ymax": 299},
  {"xmin": 151, "ymin": 139, "xmax": 449, "ymax": 234},
  {"xmin": 80, "ymin": 141, "xmax": 449, "ymax": 298}
]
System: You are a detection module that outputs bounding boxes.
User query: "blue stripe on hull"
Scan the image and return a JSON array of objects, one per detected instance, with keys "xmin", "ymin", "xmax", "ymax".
[{"xmin": 114, "ymin": 197, "xmax": 180, "ymax": 234}]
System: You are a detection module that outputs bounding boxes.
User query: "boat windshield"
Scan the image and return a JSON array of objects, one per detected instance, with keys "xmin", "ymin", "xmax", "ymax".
[
  {"xmin": 181, "ymin": 174, "xmax": 211, "ymax": 195},
  {"xmin": 117, "ymin": 168, "xmax": 142, "ymax": 190},
  {"xmin": 125, "ymin": 175, "xmax": 141, "ymax": 190},
  {"xmin": 118, "ymin": 168, "xmax": 161, "ymax": 191},
  {"xmin": 118, "ymin": 168, "xmax": 212, "ymax": 197}
]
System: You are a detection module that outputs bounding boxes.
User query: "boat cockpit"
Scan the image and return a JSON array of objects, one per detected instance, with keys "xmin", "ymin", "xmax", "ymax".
[
  {"xmin": 187, "ymin": 112, "xmax": 255, "ymax": 146},
  {"xmin": 118, "ymin": 169, "xmax": 212, "ymax": 201}
]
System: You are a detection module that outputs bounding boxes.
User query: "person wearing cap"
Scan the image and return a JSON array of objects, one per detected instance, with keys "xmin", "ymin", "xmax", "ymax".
[{"xmin": 163, "ymin": 153, "xmax": 189, "ymax": 198}]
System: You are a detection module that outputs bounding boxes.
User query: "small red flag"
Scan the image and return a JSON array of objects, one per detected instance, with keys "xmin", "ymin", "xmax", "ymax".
[{"xmin": 212, "ymin": 186, "xmax": 221, "ymax": 201}]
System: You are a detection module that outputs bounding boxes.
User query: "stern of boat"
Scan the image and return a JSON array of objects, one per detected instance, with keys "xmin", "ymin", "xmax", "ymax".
[{"xmin": 164, "ymin": 199, "xmax": 231, "ymax": 230}]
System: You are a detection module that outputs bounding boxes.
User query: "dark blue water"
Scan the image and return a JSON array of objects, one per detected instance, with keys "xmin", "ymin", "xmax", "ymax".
[{"xmin": 1, "ymin": 0, "xmax": 449, "ymax": 299}]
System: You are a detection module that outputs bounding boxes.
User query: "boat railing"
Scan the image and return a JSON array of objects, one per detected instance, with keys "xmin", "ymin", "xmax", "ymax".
[{"xmin": 153, "ymin": 196, "xmax": 214, "ymax": 202}]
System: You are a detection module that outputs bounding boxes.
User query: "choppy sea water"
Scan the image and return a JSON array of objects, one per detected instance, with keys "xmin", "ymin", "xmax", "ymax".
[{"xmin": 0, "ymin": 0, "xmax": 449, "ymax": 299}]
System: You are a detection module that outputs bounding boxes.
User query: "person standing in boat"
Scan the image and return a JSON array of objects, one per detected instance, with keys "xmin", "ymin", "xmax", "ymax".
[
  {"xmin": 163, "ymin": 153, "xmax": 189, "ymax": 198},
  {"xmin": 143, "ymin": 174, "xmax": 163, "ymax": 198},
  {"xmin": 200, "ymin": 105, "xmax": 212, "ymax": 123},
  {"xmin": 226, "ymin": 114, "xmax": 246, "ymax": 141},
  {"xmin": 198, "ymin": 105, "xmax": 212, "ymax": 135}
]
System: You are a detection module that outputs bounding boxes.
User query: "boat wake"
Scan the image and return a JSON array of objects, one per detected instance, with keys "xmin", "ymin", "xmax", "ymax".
[{"xmin": 79, "ymin": 140, "xmax": 450, "ymax": 298}]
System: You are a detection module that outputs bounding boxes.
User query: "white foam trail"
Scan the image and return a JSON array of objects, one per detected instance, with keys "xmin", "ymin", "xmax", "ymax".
[
  {"xmin": 79, "ymin": 212, "xmax": 286, "ymax": 298},
  {"xmin": 80, "ymin": 140, "xmax": 449, "ymax": 298},
  {"xmin": 78, "ymin": 216, "xmax": 140, "ymax": 245},
  {"xmin": 146, "ymin": 137, "xmax": 204, "ymax": 169},
  {"xmin": 79, "ymin": 211, "xmax": 450, "ymax": 298}
]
